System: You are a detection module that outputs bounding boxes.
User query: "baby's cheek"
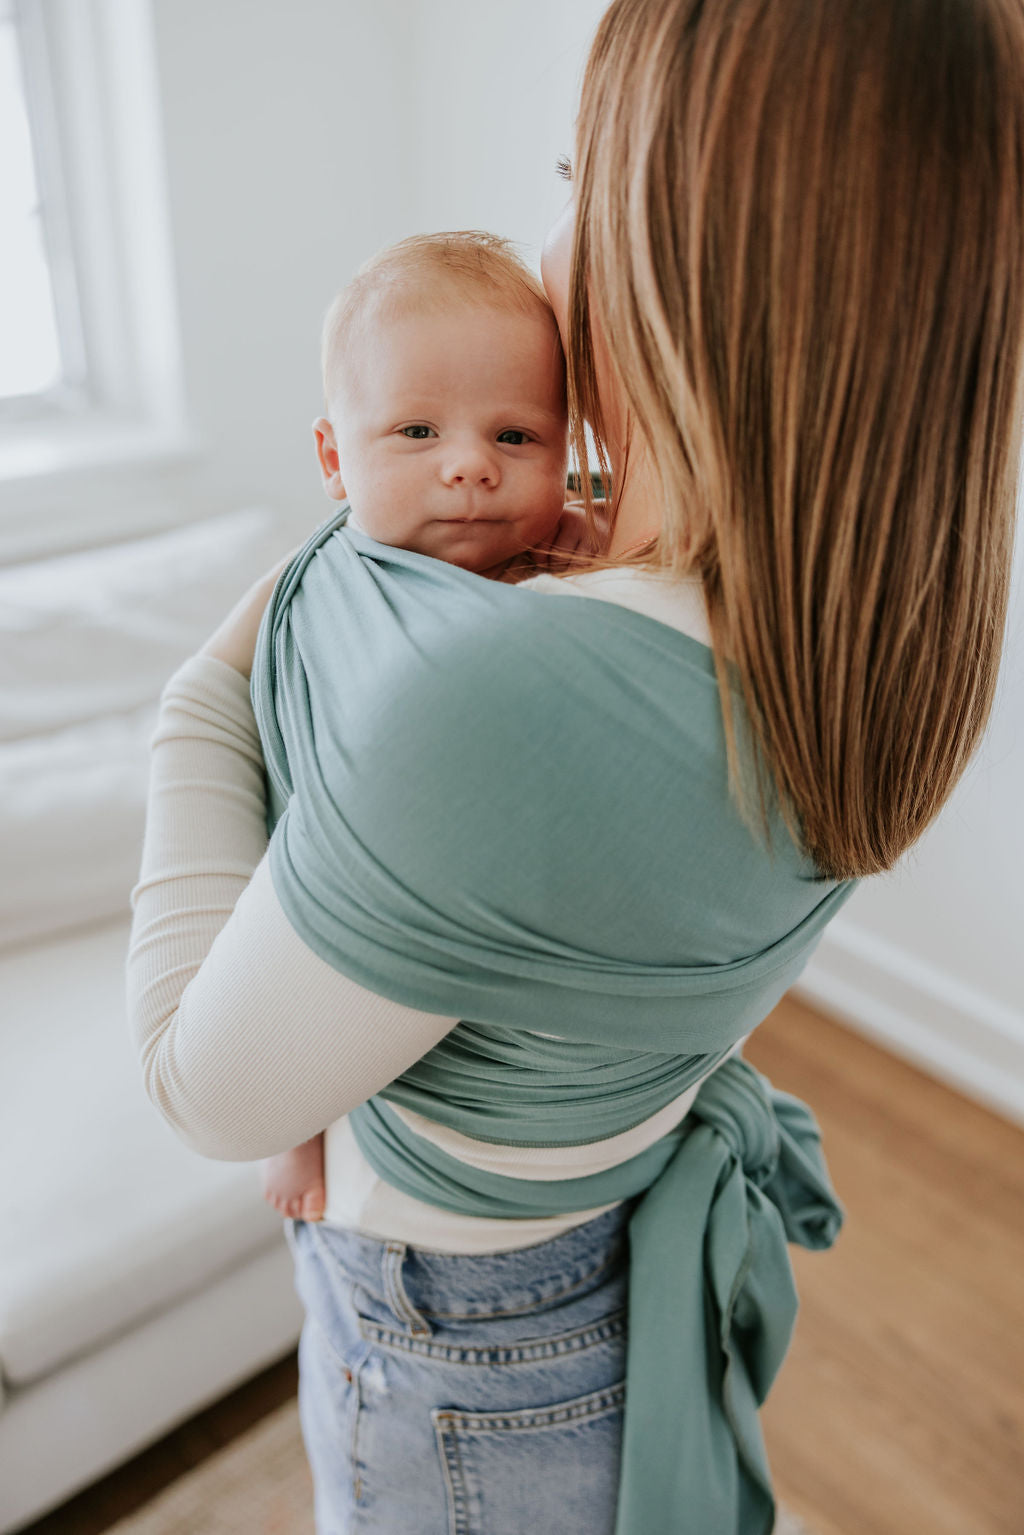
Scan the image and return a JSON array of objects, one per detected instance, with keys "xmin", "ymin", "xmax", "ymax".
[
  {"xmin": 528, "ymin": 480, "xmax": 571, "ymax": 540},
  {"xmin": 350, "ymin": 491, "xmax": 420, "ymax": 548}
]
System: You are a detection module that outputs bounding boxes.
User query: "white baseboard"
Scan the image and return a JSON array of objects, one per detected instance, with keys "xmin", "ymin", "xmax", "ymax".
[{"xmin": 791, "ymin": 919, "xmax": 1024, "ymax": 1129}]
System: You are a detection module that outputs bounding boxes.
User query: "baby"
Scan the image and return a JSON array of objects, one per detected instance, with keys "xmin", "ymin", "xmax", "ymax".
[{"xmin": 261, "ymin": 230, "xmax": 576, "ymax": 1221}]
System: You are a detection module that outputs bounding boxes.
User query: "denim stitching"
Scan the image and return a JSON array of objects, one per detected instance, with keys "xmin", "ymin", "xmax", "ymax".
[
  {"xmin": 434, "ymin": 1413, "xmax": 471, "ymax": 1535},
  {"xmin": 398, "ymin": 1242, "xmax": 628, "ymax": 1322},
  {"xmin": 441, "ymin": 1380, "xmax": 625, "ymax": 1433},
  {"xmin": 356, "ymin": 1308, "xmax": 627, "ymax": 1364}
]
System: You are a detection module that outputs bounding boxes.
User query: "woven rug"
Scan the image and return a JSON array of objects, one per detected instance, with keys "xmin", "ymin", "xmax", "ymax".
[{"xmin": 107, "ymin": 1398, "xmax": 820, "ymax": 1534}]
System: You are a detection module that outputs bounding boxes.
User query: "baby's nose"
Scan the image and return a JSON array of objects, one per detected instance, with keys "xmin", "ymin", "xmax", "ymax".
[{"xmin": 441, "ymin": 441, "xmax": 500, "ymax": 487}]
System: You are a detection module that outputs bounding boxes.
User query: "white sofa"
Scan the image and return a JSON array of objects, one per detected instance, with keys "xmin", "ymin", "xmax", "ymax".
[{"xmin": 0, "ymin": 509, "xmax": 310, "ymax": 1533}]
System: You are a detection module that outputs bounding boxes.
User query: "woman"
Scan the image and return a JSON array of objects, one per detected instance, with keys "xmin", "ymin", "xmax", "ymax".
[{"xmin": 127, "ymin": 0, "xmax": 1024, "ymax": 1531}]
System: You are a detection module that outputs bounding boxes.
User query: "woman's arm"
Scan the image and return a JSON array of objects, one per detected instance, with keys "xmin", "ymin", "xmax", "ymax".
[{"xmin": 126, "ymin": 652, "xmax": 458, "ymax": 1161}]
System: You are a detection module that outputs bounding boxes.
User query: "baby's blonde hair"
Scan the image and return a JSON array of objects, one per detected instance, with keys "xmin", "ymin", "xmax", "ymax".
[{"xmin": 321, "ymin": 230, "xmax": 558, "ymax": 409}]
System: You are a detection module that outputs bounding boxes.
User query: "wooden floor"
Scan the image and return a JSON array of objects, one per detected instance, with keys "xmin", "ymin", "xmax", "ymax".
[
  {"xmin": 23, "ymin": 996, "xmax": 1024, "ymax": 1535},
  {"xmin": 745, "ymin": 1000, "xmax": 1024, "ymax": 1535}
]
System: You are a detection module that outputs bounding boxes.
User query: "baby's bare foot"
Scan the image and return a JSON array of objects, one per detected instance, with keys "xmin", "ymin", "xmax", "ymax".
[{"xmin": 261, "ymin": 1133, "xmax": 326, "ymax": 1221}]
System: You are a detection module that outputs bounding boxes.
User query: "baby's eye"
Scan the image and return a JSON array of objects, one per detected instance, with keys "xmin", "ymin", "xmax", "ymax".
[
  {"xmin": 401, "ymin": 425, "xmax": 436, "ymax": 439},
  {"xmin": 497, "ymin": 429, "xmax": 530, "ymax": 445}
]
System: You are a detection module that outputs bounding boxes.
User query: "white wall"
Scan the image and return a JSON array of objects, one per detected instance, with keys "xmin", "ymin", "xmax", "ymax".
[
  {"xmin": 149, "ymin": 0, "xmax": 421, "ymax": 533},
  {"xmin": 404, "ymin": 0, "xmax": 601, "ymax": 259},
  {"xmin": 4, "ymin": 0, "xmax": 1021, "ymax": 1120}
]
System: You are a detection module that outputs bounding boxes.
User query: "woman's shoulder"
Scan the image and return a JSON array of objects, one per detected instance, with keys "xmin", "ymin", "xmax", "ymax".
[
  {"xmin": 515, "ymin": 566, "xmax": 713, "ymax": 650},
  {"xmin": 399, "ymin": 566, "xmax": 720, "ymax": 738}
]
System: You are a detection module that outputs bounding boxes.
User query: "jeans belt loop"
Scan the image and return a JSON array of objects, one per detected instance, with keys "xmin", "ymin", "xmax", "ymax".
[{"xmin": 381, "ymin": 1242, "xmax": 433, "ymax": 1338}]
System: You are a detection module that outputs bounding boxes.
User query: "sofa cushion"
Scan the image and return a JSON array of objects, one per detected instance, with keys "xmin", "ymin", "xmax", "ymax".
[
  {"xmin": 0, "ymin": 504, "xmax": 292, "ymax": 742},
  {"xmin": 0, "ymin": 504, "xmax": 305, "ymax": 952},
  {"xmin": 0, "ymin": 917, "xmax": 287, "ymax": 1389},
  {"xmin": 0, "ymin": 705, "xmax": 156, "ymax": 953}
]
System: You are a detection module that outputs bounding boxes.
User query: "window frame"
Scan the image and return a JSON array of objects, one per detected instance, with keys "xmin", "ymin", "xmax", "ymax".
[{"xmin": 0, "ymin": 0, "xmax": 191, "ymax": 483}]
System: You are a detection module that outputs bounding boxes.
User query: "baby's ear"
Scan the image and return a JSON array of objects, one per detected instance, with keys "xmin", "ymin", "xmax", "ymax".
[{"xmin": 313, "ymin": 417, "xmax": 347, "ymax": 500}]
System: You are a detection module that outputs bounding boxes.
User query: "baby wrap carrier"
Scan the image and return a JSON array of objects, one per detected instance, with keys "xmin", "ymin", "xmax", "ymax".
[{"xmin": 252, "ymin": 507, "xmax": 856, "ymax": 1535}]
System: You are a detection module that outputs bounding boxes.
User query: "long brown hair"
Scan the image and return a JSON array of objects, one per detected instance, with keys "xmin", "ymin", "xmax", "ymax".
[{"xmin": 569, "ymin": 0, "xmax": 1024, "ymax": 880}]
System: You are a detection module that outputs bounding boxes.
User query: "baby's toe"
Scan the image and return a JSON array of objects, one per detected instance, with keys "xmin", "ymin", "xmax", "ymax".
[{"xmin": 302, "ymin": 1189, "xmax": 325, "ymax": 1221}]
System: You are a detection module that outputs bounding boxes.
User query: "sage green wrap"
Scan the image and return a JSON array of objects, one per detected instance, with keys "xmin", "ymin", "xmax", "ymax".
[{"xmin": 251, "ymin": 507, "xmax": 855, "ymax": 1534}]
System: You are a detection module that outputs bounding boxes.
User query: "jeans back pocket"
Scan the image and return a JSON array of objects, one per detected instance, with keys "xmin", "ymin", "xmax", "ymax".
[{"xmin": 433, "ymin": 1379, "xmax": 625, "ymax": 1535}]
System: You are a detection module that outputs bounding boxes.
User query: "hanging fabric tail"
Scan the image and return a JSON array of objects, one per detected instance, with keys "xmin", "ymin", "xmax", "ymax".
[{"xmin": 614, "ymin": 1060, "xmax": 843, "ymax": 1534}]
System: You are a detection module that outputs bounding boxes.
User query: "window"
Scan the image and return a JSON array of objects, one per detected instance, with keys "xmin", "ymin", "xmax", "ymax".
[
  {"xmin": 0, "ymin": 0, "xmax": 188, "ymax": 483},
  {"xmin": 0, "ymin": 1, "xmax": 63, "ymax": 401},
  {"xmin": 0, "ymin": 0, "xmax": 81, "ymax": 407}
]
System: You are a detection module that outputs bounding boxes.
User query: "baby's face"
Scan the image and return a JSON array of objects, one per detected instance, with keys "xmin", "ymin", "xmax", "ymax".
[{"xmin": 320, "ymin": 302, "xmax": 568, "ymax": 573}]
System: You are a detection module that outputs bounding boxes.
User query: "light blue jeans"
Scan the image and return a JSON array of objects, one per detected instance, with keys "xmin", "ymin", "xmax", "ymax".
[{"xmin": 284, "ymin": 1201, "xmax": 635, "ymax": 1534}]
